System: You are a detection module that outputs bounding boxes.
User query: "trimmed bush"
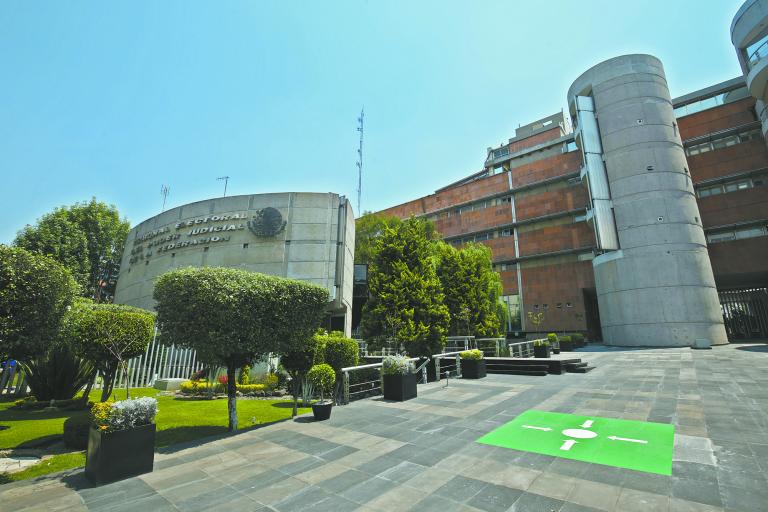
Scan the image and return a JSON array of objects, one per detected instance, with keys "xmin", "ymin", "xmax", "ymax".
[
  {"xmin": 547, "ymin": 333, "xmax": 558, "ymax": 344},
  {"xmin": 571, "ymin": 333, "xmax": 585, "ymax": 343},
  {"xmin": 460, "ymin": 349, "xmax": 483, "ymax": 360},
  {"xmin": 238, "ymin": 364, "xmax": 251, "ymax": 385},
  {"xmin": 559, "ymin": 335, "xmax": 572, "ymax": 343},
  {"xmin": 307, "ymin": 364, "xmax": 335, "ymax": 401}
]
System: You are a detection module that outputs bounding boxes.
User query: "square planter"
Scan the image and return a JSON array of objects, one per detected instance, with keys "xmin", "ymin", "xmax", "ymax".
[
  {"xmin": 533, "ymin": 345, "xmax": 551, "ymax": 358},
  {"xmin": 559, "ymin": 340, "xmax": 574, "ymax": 352},
  {"xmin": 461, "ymin": 359, "xmax": 486, "ymax": 379},
  {"xmin": 383, "ymin": 373, "xmax": 417, "ymax": 401},
  {"xmin": 85, "ymin": 423, "xmax": 155, "ymax": 484}
]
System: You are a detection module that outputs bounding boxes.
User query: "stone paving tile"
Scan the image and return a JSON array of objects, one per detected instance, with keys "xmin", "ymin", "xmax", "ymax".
[{"xmin": 5, "ymin": 344, "xmax": 768, "ymax": 511}]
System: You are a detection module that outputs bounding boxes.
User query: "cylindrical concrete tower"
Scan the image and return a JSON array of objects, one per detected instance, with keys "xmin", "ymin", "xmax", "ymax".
[{"xmin": 567, "ymin": 54, "xmax": 728, "ymax": 346}]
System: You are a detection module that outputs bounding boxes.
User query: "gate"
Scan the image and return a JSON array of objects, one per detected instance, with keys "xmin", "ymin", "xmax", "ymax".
[{"xmin": 719, "ymin": 287, "xmax": 768, "ymax": 340}]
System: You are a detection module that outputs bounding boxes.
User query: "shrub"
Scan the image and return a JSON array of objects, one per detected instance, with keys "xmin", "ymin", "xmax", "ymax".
[
  {"xmin": 559, "ymin": 335, "xmax": 572, "ymax": 342},
  {"xmin": 63, "ymin": 415, "xmax": 90, "ymax": 449},
  {"xmin": 13, "ymin": 397, "xmax": 81, "ymax": 410},
  {"xmin": 322, "ymin": 333, "xmax": 359, "ymax": 377},
  {"xmin": 547, "ymin": 333, "xmax": 558, "ymax": 344},
  {"xmin": 217, "ymin": 374, "xmax": 229, "ymax": 386},
  {"xmin": 179, "ymin": 380, "xmax": 224, "ymax": 395},
  {"xmin": 238, "ymin": 364, "xmax": 251, "ymax": 385},
  {"xmin": 190, "ymin": 368, "xmax": 207, "ymax": 381},
  {"xmin": 460, "ymin": 349, "xmax": 483, "ymax": 360},
  {"xmin": 253, "ymin": 373, "xmax": 279, "ymax": 391},
  {"xmin": 236, "ymin": 384, "xmax": 267, "ymax": 394},
  {"xmin": 91, "ymin": 397, "xmax": 157, "ymax": 433},
  {"xmin": 382, "ymin": 355, "xmax": 413, "ymax": 375},
  {"xmin": 571, "ymin": 333, "xmax": 584, "ymax": 343},
  {"xmin": 23, "ymin": 345, "xmax": 94, "ymax": 401},
  {"xmin": 307, "ymin": 364, "xmax": 335, "ymax": 401},
  {"xmin": 533, "ymin": 338, "xmax": 549, "ymax": 347}
]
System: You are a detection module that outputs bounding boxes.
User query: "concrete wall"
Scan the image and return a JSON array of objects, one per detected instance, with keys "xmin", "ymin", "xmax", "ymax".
[
  {"xmin": 114, "ymin": 192, "xmax": 355, "ymax": 336},
  {"xmin": 568, "ymin": 54, "xmax": 728, "ymax": 346}
]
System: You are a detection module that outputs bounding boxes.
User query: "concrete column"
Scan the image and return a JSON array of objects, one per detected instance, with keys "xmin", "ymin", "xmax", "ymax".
[{"xmin": 567, "ymin": 54, "xmax": 728, "ymax": 347}]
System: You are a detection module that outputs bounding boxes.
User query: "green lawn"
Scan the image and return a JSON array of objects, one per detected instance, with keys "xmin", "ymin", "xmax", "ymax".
[{"xmin": 0, "ymin": 388, "xmax": 309, "ymax": 483}]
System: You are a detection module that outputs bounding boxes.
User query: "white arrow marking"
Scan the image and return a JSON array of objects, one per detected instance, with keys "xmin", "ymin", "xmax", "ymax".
[
  {"xmin": 522, "ymin": 425, "xmax": 552, "ymax": 431},
  {"xmin": 560, "ymin": 439, "xmax": 577, "ymax": 451},
  {"xmin": 608, "ymin": 435, "xmax": 647, "ymax": 444},
  {"xmin": 581, "ymin": 420, "xmax": 593, "ymax": 428}
]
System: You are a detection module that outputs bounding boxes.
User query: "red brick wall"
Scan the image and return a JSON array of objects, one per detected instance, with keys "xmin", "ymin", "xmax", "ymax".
[
  {"xmin": 708, "ymin": 237, "xmax": 768, "ymax": 287},
  {"xmin": 503, "ymin": 127, "xmax": 563, "ymax": 155},
  {"xmin": 484, "ymin": 236, "xmax": 517, "ymax": 262},
  {"xmin": 520, "ymin": 260, "xmax": 595, "ymax": 331},
  {"xmin": 678, "ymin": 98, "xmax": 757, "ymax": 140},
  {"xmin": 435, "ymin": 205, "xmax": 512, "ymax": 238},
  {"xmin": 698, "ymin": 187, "xmax": 768, "ymax": 228},
  {"xmin": 518, "ymin": 223, "xmax": 594, "ymax": 257},
  {"xmin": 511, "ymin": 151, "xmax": 582, "ymax": 188},
  {"xmin": 688, "ymin": 140, "xmax": 768, "ymax": 183},
  {"xmin": 516, "ymin": 186, "xmax": 589, "ymax": 221},
  {"xmin": 499, "ymin": 268, "xmax": 519, "ymax": 294}
]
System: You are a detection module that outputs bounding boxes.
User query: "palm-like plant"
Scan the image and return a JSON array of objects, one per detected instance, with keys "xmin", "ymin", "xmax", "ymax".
[{"xmin": 22, "ymin": 345, "xmax": 95, "ymax": 401}]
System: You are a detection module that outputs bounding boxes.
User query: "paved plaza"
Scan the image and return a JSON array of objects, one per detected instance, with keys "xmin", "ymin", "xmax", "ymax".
[{"xmin": 2, "ymin": 343, "xmax": 768, "ymax": 512}]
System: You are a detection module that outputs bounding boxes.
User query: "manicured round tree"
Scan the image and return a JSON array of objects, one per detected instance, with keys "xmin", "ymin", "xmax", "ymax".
[
  {"xmin": 307, "ymin": 364, "xmax": 335, "ymax": 403},
  {"xmin": 0, "ymin": 245, "xmax": 79, "ymax": 362},
  {"xmin": 281, "ymin": 332, "xmax": 325, "ymax": 418},
  {"xmin": 321, "ymin": 331, "xmax": 359, "ymax": 402},
  {"xmin": 154, "ymin": 267, "xmax": 329, "ymax": 431},
  {"xmin": 61, "ymin": 299, "xmax": 155, "ymax": 401}
]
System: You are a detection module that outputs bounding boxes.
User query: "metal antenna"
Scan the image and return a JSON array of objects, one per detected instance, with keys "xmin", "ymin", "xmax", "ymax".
[
  {"xmin": 356, "ymin": 108, "xmax": 364, "ymax": 214},
  {"xmin": 160, "ymin": 185, "xmax": 170, "ymax": 212},
  {"xmin": 217, "ymin": 176, "xmax": 230, "ymax": 197}
]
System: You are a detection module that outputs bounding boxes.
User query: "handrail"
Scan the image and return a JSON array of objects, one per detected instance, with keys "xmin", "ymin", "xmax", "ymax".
[{"xmin": 340, "ymin": 357, "xmax": 420, "ymax": 404}]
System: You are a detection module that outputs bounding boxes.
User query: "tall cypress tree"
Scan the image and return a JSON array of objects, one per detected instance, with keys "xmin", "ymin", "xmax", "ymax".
[{"xmin": 361, "ymin": 218, "xmax": 449, "ymax": 358}]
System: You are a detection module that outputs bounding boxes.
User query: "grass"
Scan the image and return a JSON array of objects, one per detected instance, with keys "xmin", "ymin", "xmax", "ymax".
[{"xmin": 0, "ymin": 387, "xmax": 310, "ymax": 482}]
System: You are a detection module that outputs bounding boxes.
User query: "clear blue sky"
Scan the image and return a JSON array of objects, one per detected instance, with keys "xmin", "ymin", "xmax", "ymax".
[{"xmin": 0, "ymin": 0, "xmax": 744, "ymax": 243}]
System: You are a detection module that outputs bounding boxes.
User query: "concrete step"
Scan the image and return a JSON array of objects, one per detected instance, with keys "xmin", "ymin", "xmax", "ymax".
[{"xmin": 567, "ymin": 366, "xmax": 595, "ymax": 373}]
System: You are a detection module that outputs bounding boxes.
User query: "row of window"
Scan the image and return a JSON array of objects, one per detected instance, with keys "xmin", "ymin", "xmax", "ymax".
[
  {"xmin": 697, "ymin": 173, "xmax": 767, "ymax": 198},
  {"xmin": 673, "ymin": 87, "xmax": 749, "ymax": 118},
  {"xmin": 490, "ymin": 139, "xmax": 579, "ymax": 170},
  {"xmin": 532, "ymin": 302, "xmax": 573, "ymax": 310},
  {"xmin": 707, "ymin": 224, "xmax": 768, "ymax": 244},
  {"xmin": 685, "ymin": 127, "xmax": 762, "ymax": 157}
]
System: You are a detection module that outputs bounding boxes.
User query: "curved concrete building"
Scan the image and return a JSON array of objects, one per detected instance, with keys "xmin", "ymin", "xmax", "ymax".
[
  {"xmin": 113, "ymin": 192, "xmax": 355, "ymax": 335},
  {"xmin": 732, "ymin": 0, "xmax": 768, "ymax": 138},
  {"xmin": 567, "ymin": 55, "xmax": 728, "ymax": 346}
]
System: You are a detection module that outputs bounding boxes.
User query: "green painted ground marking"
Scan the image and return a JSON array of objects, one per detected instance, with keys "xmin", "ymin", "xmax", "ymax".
[{"xmin": 477, "ymin": 410, "xmax": 674, "ymax": 475}]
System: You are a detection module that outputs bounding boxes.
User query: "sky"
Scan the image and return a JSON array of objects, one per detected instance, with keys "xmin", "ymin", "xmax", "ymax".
[{"xmin": 0, "ymin": 0, "xmax": 745, "ymax": 243}]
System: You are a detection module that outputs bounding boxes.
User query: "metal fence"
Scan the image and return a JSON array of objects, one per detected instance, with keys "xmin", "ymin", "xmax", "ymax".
[{"xmin": 719, "ymin": 287, "xmax": 768, "ymax": 340}]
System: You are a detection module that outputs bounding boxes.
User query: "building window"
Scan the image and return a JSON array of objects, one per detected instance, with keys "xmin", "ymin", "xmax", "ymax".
[
  {"xmin": 697, "ymin": 172, "xmax": 767, "ymax": 198},
  {"xmin": 707, "ymin": 225, "xmax": 768, "ymax": 244},
  {"xmin": 685, "ymin": 127, "xmax": 763, "ymax": 157},
  {"xmin": 564, "ymin": 141, "xmax": 578, "ymax": 153},
  {"xmin": 501, "ymin": 228, "xmax": 513, "ymax": 237},
  {"xmin": 492, "ymin": 147, "xmax": 510, "ymax": 159},
  {"xmin": 475, "ymin": 232, "xmax": 490, "ymax": 242},
  {"xmin": 243, "ymin": 243, "xmax": 249, "ymax": 249}
]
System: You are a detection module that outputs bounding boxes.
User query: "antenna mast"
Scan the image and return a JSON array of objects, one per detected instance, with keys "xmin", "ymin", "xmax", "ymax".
[
  {"xmin": 356, "ymin": 108, "xmax": 364, "ymax": 214},
  {"xmin": 160, "ymin": 185, "xmax": 170, "ymax": 212},
  {"xmin": 217, "ymin": 176, "xmax": 230, "ymax": 197}
]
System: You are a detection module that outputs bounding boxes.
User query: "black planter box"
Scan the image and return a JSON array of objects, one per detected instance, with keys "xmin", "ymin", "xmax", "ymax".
[
  {"xmin": 383, "ymin": 373, "xmax": 417, "ymax": 401},
  {"xmin": 559, "ymin": 340, "xmax": 574, "ymax": 352},
  {"xmin": 461, "ymin": 359, "xmax": 486, "ymax": 379},
  {"xmin": 85, "ymin": 423, "xmax": 155, "ymax": 484},
  {"xmin": 311, "ymin": 401, "xmax": 333, "ymax": 421},
  {"xmin": 533, "ymin": 345, "xmax": 551, "ymax": 358},
  {"xmin": 552, "ymin": 346, "xmax": 561, "ymax": 354}
]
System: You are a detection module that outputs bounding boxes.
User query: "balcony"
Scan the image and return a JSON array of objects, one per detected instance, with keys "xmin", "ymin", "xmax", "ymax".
[{"xmin": 732, "ymin": 0, "xmax": 768, "ymax": 133}]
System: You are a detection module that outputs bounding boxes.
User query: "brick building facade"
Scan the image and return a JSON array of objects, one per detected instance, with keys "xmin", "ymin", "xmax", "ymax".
[{"xmin": 375, "ymin": 77, "xmax": 768, "ymax": 342}]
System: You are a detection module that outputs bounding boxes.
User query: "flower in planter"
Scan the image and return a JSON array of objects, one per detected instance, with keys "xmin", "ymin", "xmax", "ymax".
[
  {"xmin": 460, "ymin": 349, "xmax": 484, "ymax": 360},
  {"xmin": 533, "ymin": 339, "xmax": 550, "ymax": 347},
  {"xmin": 91, "ymin": 397, "xmax": 158, "ymax": 433},
  {"xmin": 382, "ymin": 355, "xmax": 413, "ymax": 375}
]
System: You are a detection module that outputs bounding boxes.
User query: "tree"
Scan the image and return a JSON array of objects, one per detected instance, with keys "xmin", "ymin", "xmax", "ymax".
[
  {"xmin": 436, "ymin": 242, "xmax": 502, "ymax": 337},
  {"xmin": 61, "ymin": 299, "xmax": 155, "ymax": 401},
  {"xmin": 0, "ymin": 245, "xmax": 79, "ymax": 362},
  {"xmin": 154, "ymin": 267, "xmax": 329, "ymax": 431},
  {"xmin": 281, "ymin": 332, "xmax": 325, "ymax": 417},
  {"xmin": 354, "ymin": 213, "xmax": 402, "ymax": 264},
  {"xmin": 320, "ymin": 331, "xmax": 359, "ymax": 402},
  {"xmin": 14, "ymin": 198, "xmax": 130, "ymax": 301},
  {"xmin": 360, "ymin": 217, "xmax": 449, "ymax": 358}
]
